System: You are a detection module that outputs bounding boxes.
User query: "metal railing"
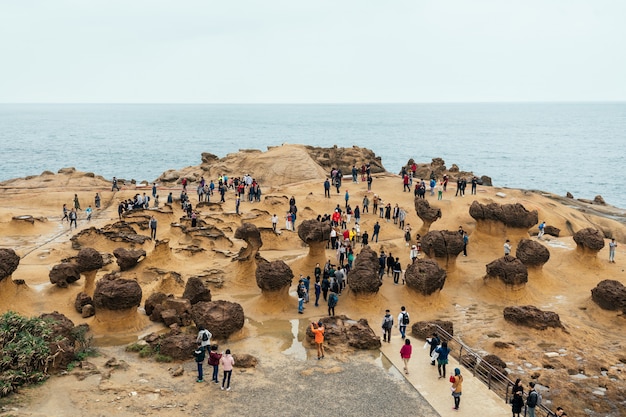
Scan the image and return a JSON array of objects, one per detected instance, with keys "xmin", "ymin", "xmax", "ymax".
[{"xmin": 434, "ymin": 325, "xmax": 555, "ymax": 417}]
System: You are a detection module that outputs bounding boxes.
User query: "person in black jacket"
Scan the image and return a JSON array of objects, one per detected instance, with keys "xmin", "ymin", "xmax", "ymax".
[
  {"xmin": 427, "ymin": 333, "xmax": 440, "ymax": 365},
  {"xmin": 386, "ymin": 252, "xmax": 395, "ymax": 276},
  {"xmin": 526, "ymin": 382, "xmax": 539, "ymax": 417},
  {"xmin": 511, "ymin": 378, "xmax": 524, "ymax": 417}
]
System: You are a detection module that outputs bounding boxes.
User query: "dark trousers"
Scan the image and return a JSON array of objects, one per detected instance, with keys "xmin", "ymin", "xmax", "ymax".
[
  {"xmin": 315, "ymin": 292, "xmax": 320, "ymax": 306},
  {"xmin": 212, "ymin": 365, "xmax": 219, "ymax": 382},
  {"xmin": 322, "ymin": 289, "xmax": 328, "ymax": 301},
  {"xmin": 328, "ymin": 306, "xmax": 335, "ymax": 316},
  {"xmin": 383, "ymin": 327, "xmax": 391, "ymax": 342},
  {"xmin": 325, "ymin": 189, "xmax": 330, "ymax": 198},
  {"xmin": 196, "ymin": 362, "xmax": 203, "ymax": 380},
  {"xmin": 222, "ymin": 370, "xmax": 232, "ymax": 388}
]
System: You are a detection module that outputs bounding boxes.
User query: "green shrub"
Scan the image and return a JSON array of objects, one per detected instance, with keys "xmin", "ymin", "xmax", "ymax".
[
  {"xmin": 154, "ymin": 354, "xmax": 172, "ymax": 363},
  {"xmin": 138, "ymin": 346, "xmax": 154, "ymax": 358},
  {"xmin": 125, "ymin": 343, "xmax": 144, "ymax": 353}
]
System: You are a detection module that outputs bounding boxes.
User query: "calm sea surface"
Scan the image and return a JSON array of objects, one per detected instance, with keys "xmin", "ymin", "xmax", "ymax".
[{"xmin": 1, "ymin": 103, "xmax": 625, "ymax": 209}]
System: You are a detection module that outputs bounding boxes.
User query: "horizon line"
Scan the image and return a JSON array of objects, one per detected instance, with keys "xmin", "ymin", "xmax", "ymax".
[{"xmin": 1, "ymin": 100, "xmax": 625, "ymax": 105}]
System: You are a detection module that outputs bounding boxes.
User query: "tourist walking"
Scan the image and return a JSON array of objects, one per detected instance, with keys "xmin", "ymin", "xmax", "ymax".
[
  {"xmin": 327, "ymin": 291, "xmax": 338, "ymax": 316},
  {"xmin": 537, "ymin": 221, "xmax": 546, "ymax": 239},
  {"xmin": 511, "ymin": 378, "xmax": 524, "ymax": 417},
  {"xmin": 149, "ymin": 215, "xmax": 158, "ymax": 240},
  {"xmin": 435, "ymin": 341, "xmax": 451, "ymax": 378},
  {"xmin": 400, "ymin": 338, "xmax": 412, "ymax": 374},
  {"xmin": 381, "ymin": 309, "xmax": 393, "ymax": 343},
  {"xmin": 462, "ymin": 232, "xmax": 469, "ymax": 256},
  {"xmin": 609, "ymin": 238, "xmax": 618, "ymax": 263},
  {"xmin": 208, "ymin": 345, "xmax": 222, "ymax": 384},
  {"xmin": 85, "ymin": 205, "xmax": 92, "ymax": 221},
  {"xmin": 398, "ymin": 306, "xmax": 409, "ymax": 339},
  {"xmin": 193, "ymin": 342, "xmax": 205, "ymax": 382},
  {"xmin": 372, "ymin": 221, "xmax": 381, "ymax": 243},
  {"xmin": 297, "ymin": 280, "xmax": 306, "ymax": 314},
  {"xmin": 311, "ymin": 321, "xmax": 325, "ymax": 359},
  {"xmin": 427, "ymin": 333, "xmax": 440, "ymax": 365},
  {"xmin": 73, "ymin": 194, "xmax": 81, "ymax": 210},
  {"xmin": 314, "ymin": 279, "xmax": 321, "ymax": 306},
  {"xmin": 324, "ymin": 178, "xmax": 331, "ymax": 198},
  {"xmin": 69, "ymin": 208, "xmax": 77, "ymax": 229},
  {"xmin": 451, "ymin": 368, "xmax": 463, "ymax": 410},
  {"xmin": 220, "ymin": 349, "xmax": 235, "ymax": 390},
  {"xmin": 504, "ymin": 239, "xmax": 512, "ymax": 256},
  {"xmin": 62, "ymin": 204, "xmax": 69, "ymax": 222},
  {"xmin": 393, "ymin": 258, "xmax": 402, "ymax": 284},
  {"xmin": 111, "ymin": 176, "xmax": 120, "ymax": 191}
]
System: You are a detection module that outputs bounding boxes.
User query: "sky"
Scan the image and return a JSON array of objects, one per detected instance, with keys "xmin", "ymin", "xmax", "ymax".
[{"xmin": 1, "ymin": 0, "xmax": 624, "ymax": 103}]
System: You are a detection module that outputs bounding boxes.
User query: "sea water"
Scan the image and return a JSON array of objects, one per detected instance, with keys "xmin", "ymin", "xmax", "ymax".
[{"xmin": 1, "ymin": 103, "xmax": 624, "ymax": 209}]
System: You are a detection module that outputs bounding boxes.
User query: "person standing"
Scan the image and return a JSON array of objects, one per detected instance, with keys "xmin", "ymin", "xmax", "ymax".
[
  {"xmin": 271, "ymin": 214, "xmax": 278, "ymax": 232},
  {"xmin": 327, "ymin": 290, "xmax": 338, "ymax": 316},
  {"xmin": 344, "ymin": 189, "xmax": 350, "ymax": 208},
  {"xmin": 94, "ymin": 193, "xmax": 101, "ymax": 209},
  {"xmin": 73, "ymin": 194, "xmax": 81, "ymax": 211},
  {"xmin": 314, "ymin": 279, "xmax": 321, "ymax": 306},
  {"xmin": 511, "ymin": 378, "xmax": 524, "ymax": 417},
  {"xmin": 393, "ymin": 258, "xmax": 402, "ymax": 285},
  {"xmin": 69, "ymin": 208, "xmax": 77, "ymax": 229},
  {"xmin": 196, "ymin": 326, "xmax": 212, "ymax": 352},
  {"xmin": 435, "ymin": 341, "xmax": 451, "ymax": 378},
  {"xmin": 451, "ymin": 368, "xmax": 463, "ymax": 410},
  {"xmin": 220, "ymin": 349, "xmax": 235, "ymax": 391},
  {"xmin": 372, "ymin": 221, "xmax": 381, "ymax": 243},
  {"xmin": 321, "ymin": 275, "xmax": 330, "ymax": 302},
  {"xmin": 381, "ymin": 309, "xmax": 393, "ymax": 343},
  {"xmin": 235, "ymin": 195, "xmax": 240, "ymax": 215},
  {"xmin": 149, "ymin": 215, "xmax": 157, "ymax": 240},
  {"xmin": 410, "ymin": 245, "xmax": 418, "ymax": 263},
  {"xmin": 152, "ymin": 182, "xmax": 157, "ymax": 199},
  {"xmin": 526, "ymin": 381, "xmax": 539, "ymax": 417},
  {"xmin": 462, "ymin": 232, "xmax": 469, "ymax": 256},
  {"xmin": 427, "ymin": 333, "xmax": 440, "ymax": 365},
  {"xmin": 362, "ymin": 195, "xmax": 369, "ymax": 213},
  {"xmin": 471, "ymin": 176, "xmax": 478, "ymax": 195},
  {"xmin": 609, "ymin": 238, "xmax": 618, "ymax": 263},
  {"xmin": 193, "ymin": 342, "xmax": 205, "ymax": 382},
  {"xmin": 311, "ymin": 321, "xmax": 325, "ymax": 360},
  {"xmin": 208, "ymin": 345, "xmax": 222, "ymax": 384},
  {"xmin": 367, "ymin": 175, "xmax": 373, "ymax": 191},
  {"xmin": 297, "ymin": 280, "xmax": 306, "ymax": 314},
  {"xmin": 537, "ymin": 221, "xmax": 546, "ymax": 239},
  {"xmin": 398, "ymin": 306, "xmax": 409, "ymax": 339},
  {"xmin": 400, "ymin": 338, "xmax": 412, "ymax": 374},
  {"xmin": 324, "ymin": 178, "xmax": 331, "ymax": 198},
  {"xmin": 504, "ymin": 239, "xmax": 512, "ymax": 256},
  {"xmin": 111, "ymin": 176, "xmax": 120, "ymax": 191},
  {"xmin": 62, "ymin": 204, "xmax": 69, "ymax": 222},
  {"xmin": 85, "ymin": 205, "xmax": 92, "ymax": 221}
]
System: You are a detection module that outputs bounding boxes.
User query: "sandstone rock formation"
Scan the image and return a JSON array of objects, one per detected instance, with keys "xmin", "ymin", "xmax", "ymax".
[
  {"xmin": 182, "ymin": 277, "xmax": 212, "ymax": 305},
  {"xmin": 544, "ymin": 225, "xmax": 561, "ymax": 237},
  {"xmin": 297, "ymin": 219, "xmax": 331, "ymax": 257},
  {"xmin": 255, "ymin": 260, "xmax": 294, "ymax": 292},
  {"xmin": 71, "ymin": 223, "xmax": 151, "ymax": 249},
  {"xmin": 503, "ymin": 305, "xmax": 564, "ymax": 330},
  {"xmin": 74, "ymin": 292, "xmax": 93, "ymax": 313},
  {"xmin": 515, "ymin": 239, "xmax": 550, "ymax": 267},
  {"xmin": 469, "ymin": 201, "xmax": 538, "ymax": 229},
  {"xmin": 405, "ymin": 259, "xmax": 447, "ymax": 295},
  {"xmin": 591, "ymin": 280, "xmax": 626, "ymax": 313},
  {"xmin": 421, "ymin": 230, "xmax": 464, "ymax": 263},
  {"xmin": 234, "ymin": 223, "xmax": 263, "ymax": 261},
  {"xmin": 113, "ymin": 248, "xmax": 146, "ymax": 271},
  {"xmin": 346, "ymin": 246, "xmax": 382, "ymax": 294},
  {"xmin": 144, "ymin": 292, "xmax": 170, "ymax": 318},
  {"xmin": 0, "ymin": 248, "xmax": 20, "ymax": 281},
  {"xmin": 232, "ymin": 353, "xmax": 258, "ymax": 368},
  {"xmin": 191, "ymin": 300, "xmax": 245, "ymax": 339},
  {"xmin": 307, "ymin": 315, "xmax": 381, "ymax": 350},
  {"xmin": 146, "ymin": 295, "xmax": 193, "ymax": 327},
  {"xmin": 485, "ymin": 256, "xmax": 528, "ymax": 286},
  {"xmin": 93, "ymin": 273, "xmax": 142, "ymax": 310},
  {"xmin": 39, "ymin": 312, "xmax": 85, "ymax": 369},
  {"xmin": 156, "ymin": 332, "xmax": 196, "ymax": 361},
  {"xmin": 76, "ymin": 247, "xmax": 104, "ymax": 272},
  {"xmin": 411, "ymin": 320, "xmax": 454, "ymax": 340},
  {"xmin": 49, "ymin": 263, "xmax": 81, "ymax": 288},
  {"xmin": 414, "ymin": 198, "xmax": 442, "ymax": 234},
  {"xmin": 573, "ymin": 228, "xmax": 605, "ymax": 253}
]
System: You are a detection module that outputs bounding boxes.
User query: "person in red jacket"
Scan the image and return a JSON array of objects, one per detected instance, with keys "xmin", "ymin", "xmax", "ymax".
[{"xmin": 400, "ymin": 338, "xmax": 412, "ymax": 374}]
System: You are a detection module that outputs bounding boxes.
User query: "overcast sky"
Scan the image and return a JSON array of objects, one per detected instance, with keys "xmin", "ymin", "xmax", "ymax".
[{"xmin": 1, "ymin": 0, "xmax": 624, "ymax": 103}]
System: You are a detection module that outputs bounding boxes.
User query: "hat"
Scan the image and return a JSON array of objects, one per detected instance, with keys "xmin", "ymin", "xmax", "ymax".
[
  {"xmin": 412, "ymin": 245, "xmax": 417, "ymax": 249},
  {"xmin": 454, "ymin": 368, "xmax": 461, "ymax": 375},
  {"xmin": 318, "ymin": 321, "xmax": 323, "ymax": 326}
]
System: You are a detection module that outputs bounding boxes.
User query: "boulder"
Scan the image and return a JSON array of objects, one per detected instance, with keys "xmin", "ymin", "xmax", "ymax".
[
  {"xmin": 308, "ymin": 315, "xmax": 381, "ymax": 350},
  {"xmin": 405, "ymin": 259, "xmax": 446, "ymax": 295},
  {"xmin": 232, "ymin": 353, "xmax": 258, "ymax": 368},
  {"xmin": 191, "ymin": 300, "xmax": 245, "ymax": 339},
  {"xmin": 234, "ymin": 223, "xmax": 263, "ymax": 261},
  {"xmin": 113, "ymin": 248, "xmax": 146, "ymax": 271},
  {"xmin": 0, "ymin": 248, "xmax": 20, "ymax": 281},
  {"xmin": 297, "ymin": 219, "xmax": 331, "ymax": 257},
  {"xmin": 161, "ymin": 298, "xmax": 193, "ymax": 326},
  {"xmin": 566, "ymin": 192, "xmax": 574, "ymax": 199},
  {"xmin": 591, "ymin": 280, "xmax": 626, "ymax": 313},
  {"xmin": 411, "ymin": 320, "xmax": 454, "ymax": 340},
  {"xmin": 347, "ymin": 246, "xmax": 382, "ymax": 294},
  {"xmin": 414, "ymin": 198, "xmax": 442, "ymax": 231},
  {"xmin": 39, "ymin": 312, "xmax": 80, "ymax": 369},
  {"xmin": 144, "ymin": 292, "xmax": 169, "ymax": 317},
  {"xmin": 573, "ymin": 228, "xmax": 605, "ymax": 252},
  {"xmin": 76, "ymin": 247, "xmax": 103, "ymax": 272},
  {"xmin": 594, "ymin": 195, "xmax": 606, "ymax": 205},
  {"xmin": 480, "ymin": 175, "xmax": 492, "ymax": 186},
  {"xmin": 477, "ymin": 354, "xmax": 507, "ymax": 376},
  {"xmin": 469, "ymin": 201, "xmax": 538, "ymax": 229},
  {"xmin": 81, "ymin": 305, "xmax": 95, "ymax": 318},
  {"xmin": 49, "ymin": 262, "xmax": 81, "ymax": 288},
  {"xmin": 182, "ymin": 277, "xmax": 212, "ymax": 305},
  {"xmin": 255, "ymin": 260, "xmax": 294, "ymax": 292},
  {"xmin": 74, "ymin": 292, "xmax": 93, "ymax": 313},
  {"xmin": 485, "ymin": 256, "xmax": 528, "ymax": 286},
  {"xmin": 503, "ymin": 305, "xmax": 564, "ymax": 330},
  {"xmin": 515, "ymin": 239, "xmax": 550, "ymax": 267},
  {"xmin": 421, "ymin": 230, "xmax": 464, "ymax": 259},
  {"xmin": 544, "ymin": 225, "xmax": 561, "ymax": 237},
  {"xmin": 93, "ymin": 273, "xmax": 142, "ymax": 310},
  {"xmin": 159, "ymin": 333, "xmax": 197, "ymax": 360}
]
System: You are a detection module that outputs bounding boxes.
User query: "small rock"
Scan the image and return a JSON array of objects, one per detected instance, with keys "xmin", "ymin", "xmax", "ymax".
[
  {"xmin": 495, "ymin": 192, "xmax": 507, "ymax": 198},
  {"xmin": 544, "ymin": 352, "xmax": 559, "ymax": 358}
]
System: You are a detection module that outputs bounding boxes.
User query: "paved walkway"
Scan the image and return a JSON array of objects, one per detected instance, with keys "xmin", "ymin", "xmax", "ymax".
[{"xmin": 380, "ymin": 334, "xmax": 512, "ymax": 417}]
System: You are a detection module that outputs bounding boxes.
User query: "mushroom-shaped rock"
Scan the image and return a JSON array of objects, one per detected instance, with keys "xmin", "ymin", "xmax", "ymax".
[
  {"xmin": 469, "ymin": 201, "xmax": 538, "ymax": 229},
  {"xmin": 414, "ymin": 198, "xmax": 442, "ymax": 233},
  {"xmin": 113, "ymin": 248, "xmax": 146, "ymax": 271},
  {"xmin": 255, "ymin": 260, "xmax": 294, "ymax": 292},
  {"xmin": 75, "ymin": 292, "xmax": 93, "ymax": 313},
  {"xmin": 405, "ymin": 259, "xmax": 447, "ymax": 295},
  {"xmin": 485, "ymin": 256, "xmax": 528, "ymax": 286},
  {"xmin": 191, "ymin": 300, "xmax": 245, "ymax": 339},
  {"xmin": 591, "ymin": 280, "xmax": 626, "ymax": 313},
  {"xmin": 347, "ymin": 246, "xmax": 382, "ymax": 294},
  {"xmin": 411, "ymin": 320, "xmax": 454, "ymax": 340},
  {"xmin": 421, "ymin": 230, "xmax": 464, "ymax": 259},
  {"xmin": 0, "ymin": 248, "xmax": 20, "ymax": 281},
  {"xmin": 182, "ymin": 277, "xmax": 212, "ymax": 305},
  {"xmin": 93, "ymin": 273, "xmax": 142, "ymax": 310},
  {"xmin": 76, "ymin": 247, "xmax": 103, "ymax": 272},
  {"xmin": 503, "ymin": 305, "xmax": 564, "ymax": 330},
  {"xmin": 49, "ymin": 262, "xmax": 81, "ymax": 288},
  {"xmin": 297, "ymin": 220, "xmax": 331, "ymax": 257},
  {"xmin": 234, "ymin": 223, "xmax": 263, "ymax": 261},
  {"xmin": 515, "ymin": 239, "xmax": 550, "ymax": 267},
  {"xmin": 573, "ymin": 228, "xmax": 605, "ymax": 253},
  {"xmin": 308, "ymin": 315, "xmax": 381, "ymax": 350}
]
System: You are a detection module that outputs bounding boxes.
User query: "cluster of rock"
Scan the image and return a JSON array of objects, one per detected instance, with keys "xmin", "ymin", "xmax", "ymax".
[
  {"xmin": 404, "ymin": 259, "xmax": 447, "ymax": 295},
  {"xmin": 113, "ymin": 248, "xmax": 146, "ymax": 271},
  {"xmin": 411, "ymin": 320, "xmax": 454, "ymax": 339},
  {"xmin": 347, "ymin": 246, "xmax": 382, "ymax": 294},
  {"xmin": 71, "ymin": 223, "xmax": 151, "ymax": 250},
  {"xmin": 50, "ymin": 247, "xmax": 104, "ymax": 288},
  {"xmin": 145, "ymin": 277, "xmax": 212, "ymax": 327},
  {"xmin": 304, "ymin": 145, "xmax": 386, "ymax": 174},
  {"xmin": 307, "ymin": 315, "xmax": 381, "ymax": 350},
  {"xmin": 403, "ymin": 158, "xmax": 492, "ymax": 186},
  {"xmin": 40, "ymin": 311, "xmax": 89, "ymax": 369}
]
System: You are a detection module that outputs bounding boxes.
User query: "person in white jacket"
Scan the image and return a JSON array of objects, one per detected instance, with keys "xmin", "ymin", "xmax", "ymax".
[
  {"xmin": 196, "ymin": 326, "xmax": 212, "ymax": 352},
  {"xmin": 398, "ymin": 306, "xmax": 410, "ymax": 339}
]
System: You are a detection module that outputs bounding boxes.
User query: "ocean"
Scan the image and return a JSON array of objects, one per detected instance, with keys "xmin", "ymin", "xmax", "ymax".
[{"xmin": 1, "ymin": 103, "xmax": 625, "ymax": 209}]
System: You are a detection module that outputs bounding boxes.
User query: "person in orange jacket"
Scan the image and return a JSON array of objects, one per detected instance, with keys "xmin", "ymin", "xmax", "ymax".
[{"xmin": 311, "ymin": 321, "xmax": 325, "ymax": 360}]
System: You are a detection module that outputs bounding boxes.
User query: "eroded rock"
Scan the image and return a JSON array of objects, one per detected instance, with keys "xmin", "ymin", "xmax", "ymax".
[
  {"xmin": 503, "ymin": 305, "xmax": 564, "ymax": 330},
  {"xmin": 255, "ymin": 260, "xmax": 294, "ymax": 292},
  {"xmin": 234, "ymin": 223, "xmax": 263, "ymax": 261},
  {"xmin": 485, "ymin": 256, "xmax": 528, "ymax": 286},
  {"xmin": 191, "ymin": 300, "xmax": 245, "ymax": 339},
  {"xmin": 414, "ymin": 198, "xmax": 442, "ymax": 232},
  {"xmin": 405, "ymin": 259, "xmax": 446, "ymax": 295},
  {"xmin": 515, "ymin": 239, "xmax": 550, "ymax": 267},
  {"xmin": 76, "ymin": 248, "xmax": 104, "ymax": 272},
  {"xmin": 591, "ymin": 280, "xmax": 626, "ymax": 313},
  {"xmin": 49, "ymin": 263, "xmax": 81, "ymax": 288},
  {"xmin": 411, "ymin": 320, "xmax": 454, "ymax": 340},
  {"xmin": 182, "ymin": 277, "xmax": 212, "ymax": 305},
  {"xmin": 113, "ymin": 248, "xmax": 146, "ymax": 271},
  {"xmin": 573, "ymin": 228, "xmax": 605, "ymax": 252},
  {"xmin": 307, "ymin": 315, "xmax": 381, "ymax": 350},
  {"xmin": 421, "ymin": 230, "xmax": 464, "ymax": 259},
  {"xmin": 93, "ymin": 273, "xmax": 142, "ymax": 310},
  {"xmin": 469, "ymin": 201, "xmax": 538, "ymax": 229},
  {"xmin": 0, "ymin": 248, "xmax": 20, "ymax": 281},
  {"xmin": 347, "ymin": 246, "xmax": 382, "ymax": 294}
]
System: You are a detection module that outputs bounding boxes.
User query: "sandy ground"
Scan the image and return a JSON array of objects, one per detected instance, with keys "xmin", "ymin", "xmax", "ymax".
[{"xmin": 1, "ymin": 146, "xmax": 626, "ymax": 417}]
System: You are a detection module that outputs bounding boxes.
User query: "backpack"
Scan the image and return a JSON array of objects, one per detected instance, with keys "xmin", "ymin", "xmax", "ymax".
[
  {"xmin": 536, "ymin": 391, "xmax": 542, "ymax": 406},
  {"xmin": 329, "ymin": 293, "xmax": 338, "ymax": 307},
  {"xmin": 383, "ymin": 315, "xmax": 393, "ymax": 329},
  {"xmin": 201, "ymin": 331, "xmax": 209, "ymax": 342},
  {"xmin": 402, "ymin": 312, "xmax": 410, "ymax": 325}
]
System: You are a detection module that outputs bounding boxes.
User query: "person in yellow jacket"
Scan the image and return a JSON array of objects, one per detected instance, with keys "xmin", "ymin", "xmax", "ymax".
[
  {"xmin": 311, "ymin": 321, "xmax": 325, "ymax": 360},
  {"xmin": 451, "ymin": 367, "xmax": 463, "ymax": 410}
]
